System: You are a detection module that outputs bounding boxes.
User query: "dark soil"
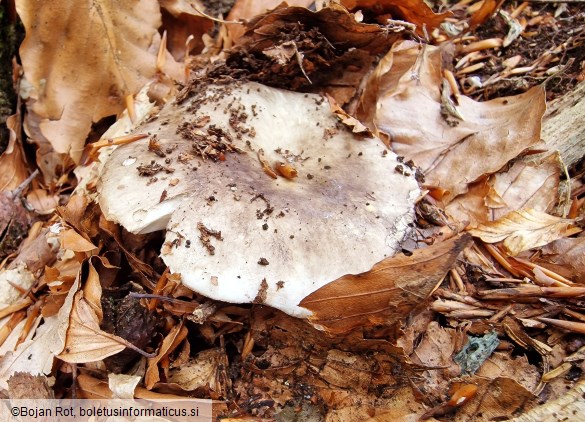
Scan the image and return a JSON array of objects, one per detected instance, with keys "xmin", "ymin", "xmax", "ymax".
[
  {"xmin": 202, "ymin": 0, "xmax": 237, "ymax": 17},
  {"xmin": 456, "ymin": 3, "xmax": 585, "ymax": 101},
  {"xmin": 0, "ymin": 4, "xmax": 20, "ymax": 154}
]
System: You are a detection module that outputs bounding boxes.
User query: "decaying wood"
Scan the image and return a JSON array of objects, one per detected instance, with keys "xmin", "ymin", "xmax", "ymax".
[{"xmin": 541, "ymin": 80, "xmax": 585, "ymax": 169}]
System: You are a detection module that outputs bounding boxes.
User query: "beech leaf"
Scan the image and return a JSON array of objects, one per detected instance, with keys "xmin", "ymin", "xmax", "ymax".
[
  {"xmin": 357, "ymin": 41, "xmax": 546, "ymax": 203},
  {"xmin": 300, "ymin": 234, "xmax": 471, "ymax": 334},
  {"xmin": 469, "ymin": 209, "xmax": 581, "ymax": 256},
  {"xmin": 58, "ymin": 292, "xmax": 141, "ymax": 363},
  {"xmin": 16, "ymin": 0, "xmax": 181, "ymax": 162}
]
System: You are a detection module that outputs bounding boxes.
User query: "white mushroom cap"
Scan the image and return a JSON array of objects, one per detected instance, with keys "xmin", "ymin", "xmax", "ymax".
[{"xmin": 98, "ymin": 82, "xmax": 420, "ymax": 316}]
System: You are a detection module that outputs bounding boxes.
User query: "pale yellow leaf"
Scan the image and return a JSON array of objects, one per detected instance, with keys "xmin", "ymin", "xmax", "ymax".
[
  {"xmin": 470, "ymin": 209, "xmax": 581, "ymax": 256},
  {"xmin": 488, "ymin": 153, "xmax": 561, "ymax": 220},
  {"xmin": 0, "ymin": 278, "xmax": 79, "ymax": 390},
  {"xmin": 58, "ymin": 293, "xmax": 126, "ymax": 363},
  {"xmin": 108, "ymin": 373, "xmax": 141, "ymax": 399}
]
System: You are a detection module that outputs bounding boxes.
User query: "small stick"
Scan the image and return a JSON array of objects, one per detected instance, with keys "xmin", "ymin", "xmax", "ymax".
[
  {"xmin": 484, "ymin": 243, "xmax": 523, "ymax": 277},
  {"xmin": 0, "ymin": 311, "xmax": 26, "ymax": 348},
  {"xmin": 0, "ymin": 298, "xmax": 33, "ymax": 320},
  {"xmin": 9, "ymin": 169, "xmax": 40, "ymax": 199},
  {"xmin": 447, "ymin": 309, "xmax": 495, "ymax": 319},
  {"xmin": 489, "ymin": 304, "xmax": 514, "ymax": 322},
  {"xmin": 479, "ymin": 286, "xmax": 585, "ymax": 300},
  {"xmin": 450, "ymin": 269, "xmax": 466, "ymax": 293},
  {"xmin": 513, "ymin": 257, "xmax": 574, "ymax": 286},
  {"xmin": 563, "ymin": 308, "xmax": 585, "ymax": 323},
  {"xmin": 538, "ymin": 317, "xmax": 585, "ymax": 335},
  {"xmin": 459, "ymin": 38, "xmax": 503, "ymax": 54}
]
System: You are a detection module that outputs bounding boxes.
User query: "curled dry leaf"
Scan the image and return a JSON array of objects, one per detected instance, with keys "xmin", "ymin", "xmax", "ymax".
[
  {"xmin": 167, "ymin": 348, "xmax": 229, "ymax": 396},
  {"xmin": 0, "ymin": 278, "xmax": 78, "ymax": 390},
  {"xmin": 58, "ymin": 227, "xmax": 97, "ymax": 253},
  {"xmin": 469, "ymin": 209, "xmax": 581, "ymax": 256},
  {"xmin": 16, "ymin": 0, "xmax": 182, "ymax": 163},
  {"xmin": 7, "ymin": 227, "xmax": 58, "ymax": 274},
  {"xmin": 25, "ymin": 188, "xmax": 59, "ymax": 215},
  {"xmin": 446, "ymin": 153, "xmax": 561, "ymax": 228},
  {"xmin": 445, "ymin": 178, "xmax": 491, "ymax": 228},
  {"xmin": 538, "ymin": 238, "xmax": 585, "ymax": 283},
  {"xmin": 98, "ymin": 82, "xmax": 420, "ymax": 317},
  {"xmin": 219, "ymin": 3, "xmax": 405, "ymax": 104},
  {"xmin": 0, "ymin": 114, "xmax": 28, "ymax": 191},
  {"xmin": 340, "ymin": 0, "xmax": 448, "ymax": 33},
  {"xmin": 145, "ymin": 323, "xmax": 188, "ymax": 389},
  {"xmin": 299, "ymin": 234, "xmax": 470, "ymax": 334},
  {"xmin": 227, "ymin": 0, "xmax": 314, "ymax": 42},
  {"xmin": 327, "ymin": 95, "xmax": 373, "ymax": 137},
  {"xmin": 487, "ymin": 153, "xmax": 561, "ymax": 220},
  {"xmin": 357, "ymin": 41, "xmax": 546, "ymax": 204},
  {"xmin": 159, "ymin": 0, "xmax": 214, "ymax": 61},
  {"xmin": 108, "ymin": 373, "xmax": 141, "ymax": 399}
]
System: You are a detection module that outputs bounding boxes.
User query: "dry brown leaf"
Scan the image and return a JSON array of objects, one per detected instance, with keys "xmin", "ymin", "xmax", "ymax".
[
  {"xmin": 327, "ymin": 94, "xmax": 373, "ymax": 136},
  {"xmin": 240, "ymin": 3, "xmax": 399, "ymax": 55},
  {"xmin": 167, "ymin": 348, "xmax": 229, "ymax": 396},
  {"xmin": 300, "ymin": 234, "xmax": 470, "ymax": 334},
  {"xmin": 227, "ymin": 0, "xmax": 314, "ymax": 43},
  {"xmin": 469, "ymin": 209, "xmax": 581, "ymax": 256},
  {"xmin": 0, "ymin": 278, "xmax": 78, "ymax": 390},
  {"xmin": 0, "ymin": 113, "xmax": 28, "ymax": 191},
  {"xmin": 408, "ymin": 322, "xmax": 461, "ymax": 402},
  {"xmin": 25, "ymin": 188, "xmax": 59, "ymax": 215},
  {"xmin": 6, "ymin": 226, "xmax": 57, "ymax": 274},
  {"xmin": 83, "ymin": 258, "xmax": 104, "ymax": 323},
  {"xmin": 538, "ymin": 237, "xmax": 585, "ymax": 283},
  {"xmin": 159, "ymin": 0, "xmax": 214, "ymax": 61},
  {"xmin": 340, "ymin": 0, "xmax": 448, "ymax": 33},
  {"xmin": 487, "ymin": 153, "xmax": 561, "ymax": 220},
  {"xmin": 223, "ymin": 3, "xmax": 404, "ymax": 102},
  {"xmin": 446, "ymin": 153, "xmax": 561, "ymax": 227},
  {"xmin": 469, "ymin": 0, "xmax": 505, "ymax": 29},
  {"xmin": 76, "ymin": 373, "xmax": 113, "ymax": 399},
  {"xmin": 7, "ymin": 372, "xmax": 54, "ymax": 399},
  {"xmin": 59, "ymin": 227, "xmax": 97, "ymax": 253},
  {"xmin": 58, "ymin": 292, "xmax": 130, "ymax": 363},
  {"xmin": 16, "ymin": 0, "xmax": 181, "ymax": 163},
  {"xmin": 446, "ymin": 179, "xmax": 491, "ymax": 228},
  {"xmin": 455, "ymin": 376, "xmax": 539, "ymax": 421},
  {"xmin": 145, "ymin": 322, "xmax": 188, "ymax": 389},
  {"xmin": 357, "ymin": 41, "xmax": 546, "ymax": 203}
]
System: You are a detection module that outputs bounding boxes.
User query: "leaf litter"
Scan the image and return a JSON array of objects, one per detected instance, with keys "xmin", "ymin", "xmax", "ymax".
[{"xmin": 0, "ymin": 0, "xmax": 584, "ymax": 420}]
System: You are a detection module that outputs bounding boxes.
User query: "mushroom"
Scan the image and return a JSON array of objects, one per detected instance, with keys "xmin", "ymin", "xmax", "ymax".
[{"xmin": 98, "ymin": 81, "xmax": 420, "ymax": 317}]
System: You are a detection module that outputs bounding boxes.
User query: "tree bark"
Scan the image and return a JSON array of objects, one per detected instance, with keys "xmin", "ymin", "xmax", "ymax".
[{"xmin": 541, "ymin": 80, "xmax": 585, "ymax": 169}]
